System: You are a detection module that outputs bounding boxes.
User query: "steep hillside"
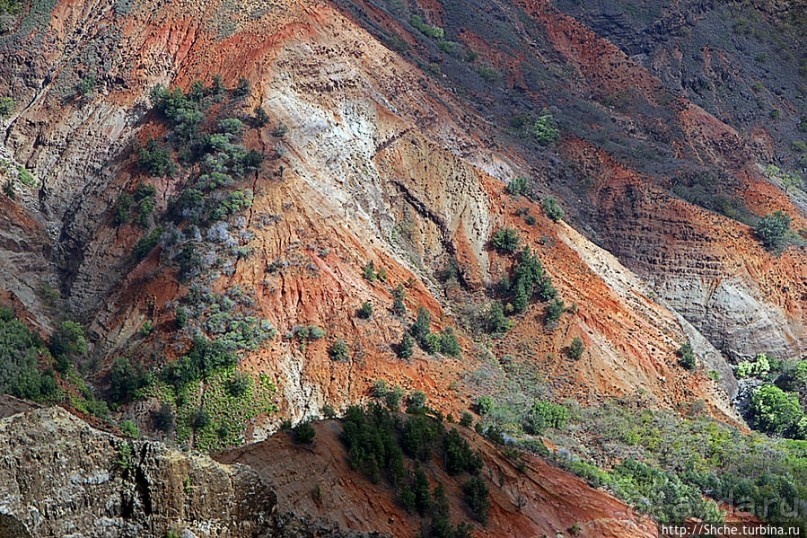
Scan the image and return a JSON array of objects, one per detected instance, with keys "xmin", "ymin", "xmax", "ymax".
[{"xmin": 0, "ymin": 0, "xmax": 805, "ymax": 534}]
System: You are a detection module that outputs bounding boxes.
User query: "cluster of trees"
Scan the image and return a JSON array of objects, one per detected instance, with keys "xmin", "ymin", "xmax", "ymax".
[
  {"xmin": 340, "ymin": 403, "xmax": 490, "ymax": 530},
  {"xmin": 398, "ymin": 306, "xmax": 461, "ymax": 358},
  {"xmin": 484, "ymin": 240, "xmax": 563, "ymax": 331},
  {"xmin": 0, "ymin": 307, "xmax": 59, "ymax": 401}
]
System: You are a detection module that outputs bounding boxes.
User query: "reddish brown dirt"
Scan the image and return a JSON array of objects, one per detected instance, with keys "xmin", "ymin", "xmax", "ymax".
[{"xmin": 218, "ymin": 419, "xmax": 658, "ymax": 538}]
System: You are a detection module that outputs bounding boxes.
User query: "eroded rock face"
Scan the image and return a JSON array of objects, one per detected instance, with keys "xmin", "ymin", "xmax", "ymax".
[{"xmin": 0, "ymin": 406, "xmax": 275, "ymax": 537}]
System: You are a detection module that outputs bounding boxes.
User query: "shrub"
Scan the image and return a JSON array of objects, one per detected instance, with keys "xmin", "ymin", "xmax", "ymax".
[
  {"xmin": 443, "ymin": 428, "xmax": 483, "ymax": 475},
  {"xmin": 192, "ymin": 408, "xmax": 211, "ymax": 429},
  {"xmin": 506, "ymin": 176, "xmax": 529, "ymax": 196},
  {"xmin": 233, "ymin": 77, "xmax": 251, "ymax": 98},
  {"xmin": 114, "ymin": 193, "xmax": 133, "ymax": 225},
  {"xmin": 120, "ymin": 420, "xmax": 140, "ymax": 437},
  {"xmin": 678, "ymin": 342, "xmax": 696, "ymax": 370},
  {"xmin": 754, "ymin": 211, "xmax": 792, "ymax": 252},
  {"xmin": 567, "ymin": 337, "xmax": 585, "ymax": 359},
  {"xmin": 463, "ymin": 475, "xmax": 490, "ymax": 524},
  {"xmin": 474, "ymin": 395, "xmax": 494, "ymax": 416},
  {"xmin": 544, "ymin": 299, "xmax": 565, "ymax": 327},
  {"xmin": 411, "ymin": 306, "xmax": 432, "ymax": 344},
  {"xmin": 523, "ymin": 400, "xmax": 569, "ymax": 434},
  {"xmin": 410, "ymin": 14, "xmax": 444, "ymax": 39},
  {"xmin": 152, "ymin": 402, "xmax": 176, "ymax": 432},
  {"xmin": 750, "ymin": 384, "xmax": 803, "ymax": 436},
  {"xmin": 357, "ymin": 301, "xmax": 373, "ymax": 319},
  {"xmin": 323, "ymin": 404, "xmax": 337, "ymax": 419},
  {"xmin": 137, "ymin": 138, "xmax": 176, "ymax": 176},
  {"xmin": 484, "ymin": 301, "xmax": 512, "ymax": 334},
  {"xmin": 532, "ymin": 110, "xmax": 560, "ymax": 146},
  {"xmin": 542, "ymin": 196, "xmax": 564, "ymax": 221},
  {"xmin": 329, "ymin": 338, "xmax": 350, "ymax": 362},
  {"xmin": 736, "ymin": 353, "xmax": 771, "ymax": 378},
  {"xmin": 491, "ymin": 227, "xmax": 520, "ymax": 253},
  {"xmin": 132, "ymin": 226, "xmax": 164, "ymax": 260},
  {"xmin": 227, "ymin": 370, "xmax": 250, "ymax": 397},
  {"xmin": 0, "ymin": 96, "xmax": 14, "ymax": 118},
  {"xmin": 407, "ymin": 390, "xmax": 427, "ymax": 413},
  {"xmin": 292, "ymin": 420, "xmax": 316, "ymax": 444},
  {"xmin": 439, "ymin": 327, "xmax": 461, "ymax": 357},
  {"xmin": 50, "ymin": 321, "xmax": 87, "ymax": 372},
  {"xmin": 392, "ymin": 285, "xmax": 407, "ymax": 316},
  {"xmin": 385, "ymin": 386, "xmax": 405, "ymax": 411},
  {"xmin": 401, "ymin": 414, "xmax": 442, "ymax": 461},
  {"xmin": 397, "ymin": 332, "xmax": 414, "ymax": 359},
  {"xmin": 109, "ymin": 357, "xmax": 146, "ymax": 403},
  {"xmin": 459, "ymin": 412, "xmax": 474, "ymax": 427},
  {"xmin": 75, "ymin": 73, "xmax": 96, "ymax": 97},
  {"xmin": 0, "ymin": 307, "xmax": 59, "ymax": 401},
  {"xmin": 362, "ymin": 260, "xmax": 376, "ymax": 281}
]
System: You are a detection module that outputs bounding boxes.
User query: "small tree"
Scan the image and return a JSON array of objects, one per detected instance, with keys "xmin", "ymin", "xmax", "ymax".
[
  {"xmin": 357, "ymin": 301, "xmax": 373, "ymax": 319},
  {"xmin": 506, "ymin": 176, "xmax": 529, "ymax": 197},
  {"xmin": 542, "ymin": 196, "xmax": 564, "ymax": 221},
  {"xmin": 411, "ymin": 306, "xmax": 432, "ymax": 343},
  {"xmin": 567, "ymin": 337, "xmax": 585, "ymax": 359},
  {"xmin": 750, "ymin": 384, "xmax": 802, "ymax": 435},
  {"xmin": 397, "ymin": 332, "xmax": 414, "ymax": 359},
  {"xmin": 532, "ymin": 109, "xmax": 560, "ymax": 146},
  {"xmin": 392, "ymin": 285, "xmax": 406, "ymax": 316},
  {"xmin": 754, "ymin": 210, "xmax": 791, "ymax": 252},
  {"xmin": 484, "ymin": 301, "xmax": 512, "ymax": 334},
  {"xmin": 474, "ymin": 395, "xmax": 494, "ymax": 415},
  {"xmin": 292, "ymin": 420, "xmax": 316, "ymax": 444},
  {"xmin": 0, "ymin": 97, "xmax": 14, "ymax": 118},
  {"xmin": 491, "ymin": 227, "xmax": 520, "ymax": 253},
  {"xmin": 329, "ymin": 338, "xmax": 350, "ymax": 362},
  {"xmin": 233, "ymin": 77, "xmax": 251, "ymax": 98},
  {"xmin": 544, "ymin": 299, "xmax": 565, "ymax": 328},
  {"xmin": 463, "ymin": 475, "xmax": 490, "ymax": 524},
  {"xmin": 678, "ymin": 342, "xmax": 696, "ymax": 370}
]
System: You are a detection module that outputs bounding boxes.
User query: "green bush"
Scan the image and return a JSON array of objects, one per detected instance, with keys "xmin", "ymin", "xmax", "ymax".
[
  {"xmin": 677, "ymin": 342, "xmax": 696, "ymax": 370},
  {"xmin": 0, "ymin": 96, "xmax": 14, "ymax": 118},
  {"xmin": 292, "ymin": 420, "xmax": 316, "ymax": 444},
  {"xmin": 542, "ymin": 196, "xmax": 564, "ymax": 221},
  {"xmin": 109, "ymin": 357, "xmax": 146, "ymax": 403},
  {"xmin": 120, "ymin": 419, "xmax": 140, "ymax": 437},
  {"xmin": 397, "ymin": 332, "xmax": 414, "ymax": 359},
  {"xmin": 532, "ymin": 110, "xmax": 560, "ymax": 146},
  {"xmin": 443, "ymin": 428, "xmax": 483, "ymax": 475},
  {"xmin": 544, "ymin": 299, "xmax": 565, "ymax": 327},
  {"xmin": 357, "ymin": 301, "xmax": 373, "ymax": 319},
  {"xmin": 329, "ymin": 338, "xmax": 350, "ymax": 362},
  {"xmin": 392, "ymin": 285, "xmax": 407, "ymax": 316},
  {"xmin": 491, "ymin": 227, "xmax": 520, "ymax": 253},
  {"xmin": 138, "ymin": 138, "xmax": 176, "ymax": 177},
  {"xmin": 754, "ymin": 211, "xmax": 792, "ymax": 252},
  {"xmin": 463, "ymin": 475, "xmax": 490, "ymax": 524},
  {"xmin": 0, "ymin": 307, "xmax": 59, "ymax": 401},
  {"xmin": 133, "ymin": 226, "xmax": 163, "ymax": 260},
  {"xmin": 474, "ymin": 395, "xmax": 494, "ymax": 416},
  {"xmin": 50, "ymin": 321, "xmax": 87, "ymax": 372},
  {"xmin": 567, "ymin": 337, "xmax": 585, "ymax": 359},
  {"xmin": 459, "ymin": 412, "xmax": 474, "ymax": 427},
  {"xmin": 750, "ymin": 384, "xmax": 803, "ymax": 436},
  {"xmin": 152, "ymin": 402, "xmax": 176, "ymax": 432},
  {"xmin": 75, "ymin": 74, "xmax": 96, "ymax": 97},
  {"xmin": 483, "ymin": 301, "xmax": 512, "ymax": 334},
  {"xmin": 410, "ymin": 14, "xmax": 444, "ymax": 39},
  {"xmin": 233, "ymin": 77, "xmax": 251, "ymax": 98},
  {"xmin": 523, "ymin": 400, "xmax": 569, "ymax": 434},
  {"xmin": 439, "ymin": 327, "xmax": 461, "ymax": 357}
]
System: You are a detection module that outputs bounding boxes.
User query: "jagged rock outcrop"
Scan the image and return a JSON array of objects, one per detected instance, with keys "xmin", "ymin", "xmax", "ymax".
[{"xmin": 0, "ymin": 406, "xmax": 276, "ymax": 537}]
